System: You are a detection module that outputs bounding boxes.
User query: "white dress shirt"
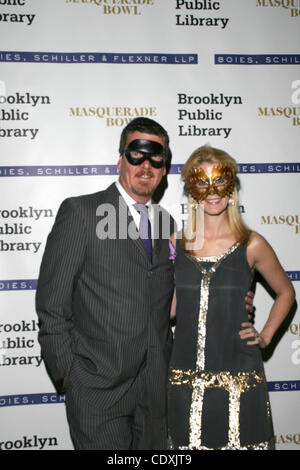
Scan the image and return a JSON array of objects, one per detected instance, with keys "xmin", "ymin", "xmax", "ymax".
[{"xmin": 115, "ymin": 181, "xmax": 154, "ymax": 246}]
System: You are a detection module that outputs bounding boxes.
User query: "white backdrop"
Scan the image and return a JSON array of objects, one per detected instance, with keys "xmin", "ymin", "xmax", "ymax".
[{"xmin": 0, "ymin": 0, "xmax": 299, "ymax": 450}]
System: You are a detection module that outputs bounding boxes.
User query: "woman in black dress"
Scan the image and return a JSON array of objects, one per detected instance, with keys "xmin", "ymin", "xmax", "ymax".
[{"xmin": 168, "ymin": 145, "xmax": 295, "ymax": 450}]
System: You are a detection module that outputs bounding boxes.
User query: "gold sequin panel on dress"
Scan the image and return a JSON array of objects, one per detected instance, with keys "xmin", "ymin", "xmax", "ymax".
[{"xmin": 169, "ymin": 367, "xmax": 272, "ymax": 450}]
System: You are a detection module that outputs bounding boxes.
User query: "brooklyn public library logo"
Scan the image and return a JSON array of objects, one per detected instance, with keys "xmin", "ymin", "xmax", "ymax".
[
  {"xmin": 256, "ymin": 0, "xmax": 300, "ymax": 17},
  {"xmin": 69, "ymin": 105, "xmax": 157, "ymax": 127},
  {"xmin": 65, "ymin": 0, "xmax": 155, "ymax": 16}
]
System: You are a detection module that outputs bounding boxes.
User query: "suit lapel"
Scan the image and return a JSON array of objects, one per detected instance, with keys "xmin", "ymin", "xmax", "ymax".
[
  {"xmin": 152, "ymin": 204, "xmax": 164, "ymax": 264},
  {"xmin": 109, "ymin": 184, "xmax": 150, "ymax": 263}
]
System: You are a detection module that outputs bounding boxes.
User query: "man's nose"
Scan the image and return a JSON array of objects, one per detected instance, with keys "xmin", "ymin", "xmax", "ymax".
[{"xmin": 140, "ymin": 157, "xmax": 151, "ymax": 169}]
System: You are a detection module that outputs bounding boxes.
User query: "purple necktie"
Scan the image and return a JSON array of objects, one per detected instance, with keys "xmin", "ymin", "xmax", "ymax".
[{"xmin": 134, "ymin": 203, "xmax": 152, "ymax": 263}]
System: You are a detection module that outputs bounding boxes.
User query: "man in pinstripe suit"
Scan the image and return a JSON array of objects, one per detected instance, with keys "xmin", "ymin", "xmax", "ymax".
[{"xmin": 36, "ymin": 117, "xmax": 176, "ymax": 450}]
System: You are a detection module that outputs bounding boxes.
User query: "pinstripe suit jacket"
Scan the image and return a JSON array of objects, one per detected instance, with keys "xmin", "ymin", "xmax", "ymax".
[{"xmin": 36, "ymin": 183, "xmax": 175, "ymax": 415}]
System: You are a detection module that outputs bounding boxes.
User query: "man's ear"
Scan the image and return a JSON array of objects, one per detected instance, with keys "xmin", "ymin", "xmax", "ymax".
[{"xmin": 117, "ymin": 156, "xmax": 122, "ymax": 171}]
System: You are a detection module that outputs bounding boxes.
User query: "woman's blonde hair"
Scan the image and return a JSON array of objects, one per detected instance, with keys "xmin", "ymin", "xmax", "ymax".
[{"xmin": 181, "ymin": 145, "xmax": 250, "ymax": 252}]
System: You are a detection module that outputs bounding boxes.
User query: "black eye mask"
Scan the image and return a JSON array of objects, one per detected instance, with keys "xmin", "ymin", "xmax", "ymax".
[{"xmin": 124, "ymin": 139, "xmax": 165, "ymax": 169}]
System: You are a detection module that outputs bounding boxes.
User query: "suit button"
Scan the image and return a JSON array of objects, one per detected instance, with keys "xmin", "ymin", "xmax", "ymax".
[{"xmin": 148, "ymin": 271, "xmax": 153, "ymax": 277}]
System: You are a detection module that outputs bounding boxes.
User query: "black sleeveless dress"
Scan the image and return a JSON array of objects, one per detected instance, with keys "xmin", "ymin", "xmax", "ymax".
[{"xmin": 168, "ymin": 241, "xmax": 275, "ymax": 450}]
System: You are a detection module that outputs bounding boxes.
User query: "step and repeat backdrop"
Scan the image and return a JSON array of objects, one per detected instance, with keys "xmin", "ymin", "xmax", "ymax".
[{"xmin": 0, "ymin": 0, "xmax": 299, "ymax": 451}]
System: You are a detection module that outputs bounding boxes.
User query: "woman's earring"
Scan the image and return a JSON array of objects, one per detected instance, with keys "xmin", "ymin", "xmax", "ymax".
[
  {"xmin": 191, "ymin": 198, "xmax": 198, "ymax": 210},
  {"xmin": 229, "ymin": 198, "xmax": 235, "ymax": 206}
]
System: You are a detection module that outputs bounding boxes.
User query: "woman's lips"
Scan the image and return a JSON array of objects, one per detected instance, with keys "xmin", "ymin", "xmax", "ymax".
[{"xmin": 205, "ymin": 198, "xmax": 222, "ymax": 205}]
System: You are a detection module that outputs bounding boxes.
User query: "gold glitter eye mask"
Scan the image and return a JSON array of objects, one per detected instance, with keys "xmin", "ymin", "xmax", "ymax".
[{"xmin": 185, "ymin": 165, "xmax": 235, "ymax": 202}]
